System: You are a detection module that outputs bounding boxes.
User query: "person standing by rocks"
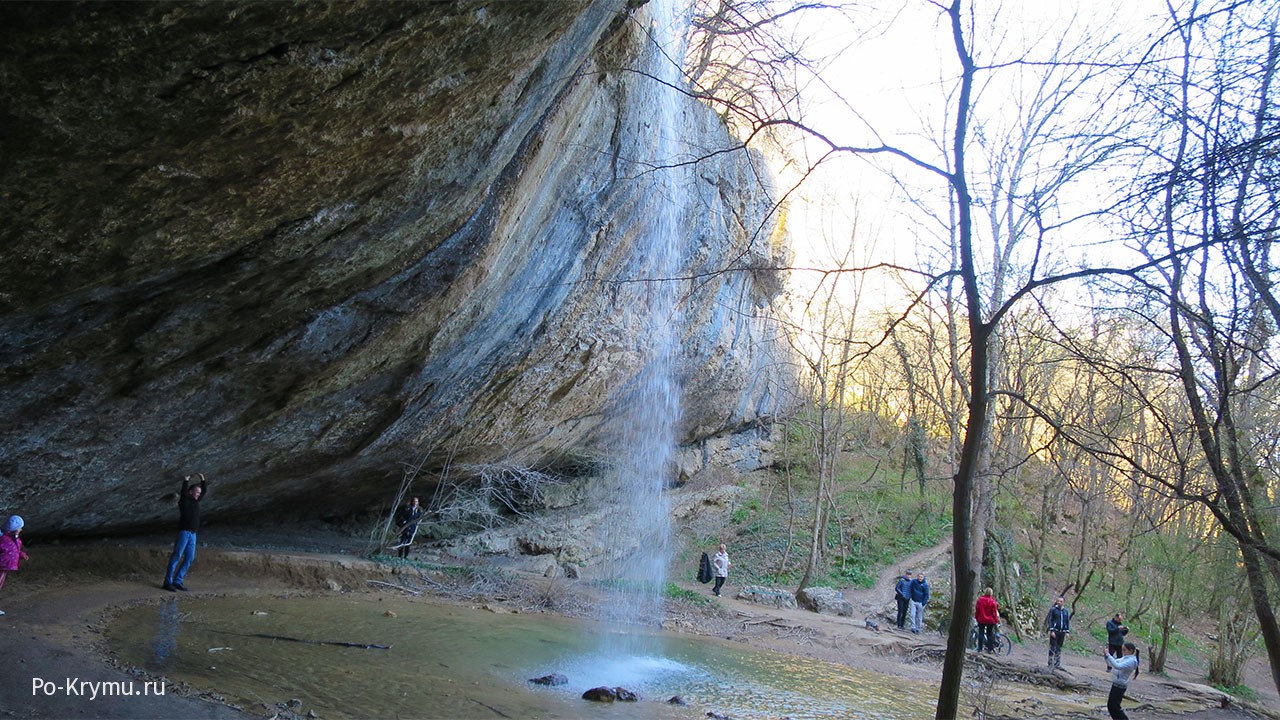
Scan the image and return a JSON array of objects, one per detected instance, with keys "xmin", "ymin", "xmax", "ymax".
[
  {"xmin": 1106, "ymin": 612, "xmax": 1129, "ymax": 668},
  {"xmin": 974, "ymin": 587, "xmax": 1000, "ymax": 652},
  {"xmin": 908, "ymin": 572, "xmax": 930, "ymax": 633},
  {"xmin": 0, "ymin": 515, "xmax": 30, "ymax": 615},
  {"xmin": 893, "ymin": 570, "xmax": 913, "ymax": 630},
  {"xmin": 393, "ymin": 496, "xmax": 424, "ymax": 559},
  {"xmin": 162, "ymin": 473, "xmax": 207, "ymax": 592},
  {"xmin": 1045, "ymin": 595, "xmax": 1071, "ymax": 669},
  {"xmin": 712, "ymin": 543, "xmax": 731, "ymax": 597},
  {"xmin": 1104, "ymin": 641, "xmax": 1140, "ymax": 719}
]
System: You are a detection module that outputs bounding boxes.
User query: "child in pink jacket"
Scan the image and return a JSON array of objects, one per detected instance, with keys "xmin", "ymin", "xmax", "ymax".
[{"xmin": 0, "ymin": 514, "xmax": 30, "ymax": 616}]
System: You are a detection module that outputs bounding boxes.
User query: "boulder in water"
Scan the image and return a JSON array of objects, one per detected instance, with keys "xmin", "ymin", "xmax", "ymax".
[
  {"xmin": 529, "ymin": 673, "xmax": 568, "ymax": 686},
  {"xmin": 581, "ymin": 686, "xmax": 637, "ymax": 702},
  {"xmin": 582, "ymin": 687, "xmax": 617, "ymax": 702}
]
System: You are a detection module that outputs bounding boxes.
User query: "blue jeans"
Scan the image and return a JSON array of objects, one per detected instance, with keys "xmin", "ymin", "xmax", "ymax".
[
  {"xmin": 164, "ymin": 531, "xmax": 197, "ymax": 585},
  {"xmin": 909, "ymin": 601, "xmax": 925, "ymax": 632}
]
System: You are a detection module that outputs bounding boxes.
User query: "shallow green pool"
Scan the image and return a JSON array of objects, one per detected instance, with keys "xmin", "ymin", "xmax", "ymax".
[{"xmin": 107, "ymin": 595, "xmax": 937, "ymax": 719}]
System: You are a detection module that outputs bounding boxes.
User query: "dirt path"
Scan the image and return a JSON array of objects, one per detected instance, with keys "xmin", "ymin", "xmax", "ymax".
[{"xmin": 838, "ymin": 539, "xmax": 954, "ymax": 621}]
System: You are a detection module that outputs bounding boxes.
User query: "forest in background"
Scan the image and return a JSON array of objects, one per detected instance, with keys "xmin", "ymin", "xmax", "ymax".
[
  {"xmin": 702, "ymin": 408, "xmax": 1262, "ymax": 703},
  {"xmin": 676, "ymin": 0, "xmax": 1280, "ymax": 713}
]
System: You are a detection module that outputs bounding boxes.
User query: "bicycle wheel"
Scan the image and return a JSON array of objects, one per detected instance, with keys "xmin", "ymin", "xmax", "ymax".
[
  {"xmin": 967, "ymin": 627, "xmax": 980, "ymax": 651},
  {"xmin": 997, "ymin": 634, "xmax": 1012, "ymax": 656}
]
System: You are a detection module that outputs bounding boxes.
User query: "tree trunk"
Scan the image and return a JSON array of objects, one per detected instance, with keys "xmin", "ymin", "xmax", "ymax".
[
  {"xmin": 1151, "ymin": 575, "xmax": 1175, "ymax": 673},
  {"xmin": 936, "ymin": 3, "xmax": 982, "ymax": 716}
]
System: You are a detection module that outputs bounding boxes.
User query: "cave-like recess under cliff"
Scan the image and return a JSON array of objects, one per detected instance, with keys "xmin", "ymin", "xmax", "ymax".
[{"xmin": 0, "ymin": 0, "xmax": 791, "ymax": 535}]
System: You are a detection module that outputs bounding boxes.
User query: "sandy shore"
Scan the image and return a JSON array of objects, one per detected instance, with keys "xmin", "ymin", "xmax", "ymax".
[{"xmin": 1, "ymin": 530, "xmax": 1276, "ymax": 719}]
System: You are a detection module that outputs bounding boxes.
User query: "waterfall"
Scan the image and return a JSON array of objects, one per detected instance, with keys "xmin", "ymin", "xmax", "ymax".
[{"xmin": 597, "ymin": 0, "xmax": 690, "ymax": 637}]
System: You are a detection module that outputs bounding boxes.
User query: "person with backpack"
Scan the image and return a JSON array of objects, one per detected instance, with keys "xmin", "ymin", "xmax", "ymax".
[
  {"xmin": 1045, "ymin": 595, "xmax": 1071, "ymax": 669},
  {"xmin": 1104, "ymin": 641, "xmax": 1141, "ymax": 719},
  {"xmin": 893, "ymin": 571, "xmax": 913, "ymax": 629}
]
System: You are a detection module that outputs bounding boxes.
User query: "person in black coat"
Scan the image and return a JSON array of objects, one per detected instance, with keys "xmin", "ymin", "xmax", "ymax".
[
  {"xmin": 393, "ymin": 497, "xmax": 424, "ymax": 559},
  {"xmin": 1106, "ymin": 613, "xmax": 1129, "ymax": 668},
  {"xmin": 1045, "ymin": 596, "xmax": 1072, "ymax": 669},
  {"xmin": 893, "ymin": 571, "xmax": 913, "ymax": 629},
  {"xmin": 162, "ymin": 473, "xmax": 207, "ymax": 592}
]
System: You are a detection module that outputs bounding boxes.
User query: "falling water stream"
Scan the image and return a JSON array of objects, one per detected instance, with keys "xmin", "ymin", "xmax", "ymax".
[{"xmin": 596, "ymin": 0, "xmax": 687, "ymax": 637}]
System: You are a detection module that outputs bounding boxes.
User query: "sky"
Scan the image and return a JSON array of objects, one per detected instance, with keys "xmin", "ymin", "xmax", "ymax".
[{"xmin": 765, "ymin": 0, "xmax": 1173, "ymax": 323}]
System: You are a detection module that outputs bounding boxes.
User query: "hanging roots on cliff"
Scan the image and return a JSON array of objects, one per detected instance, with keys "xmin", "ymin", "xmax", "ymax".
[
  {"xmin": 434, "ymin": 462, "xmax": 563, "ymax": 532},
  {"xmin": 370, "ymin": 457, "xmax": 567, "ymax": 554}
]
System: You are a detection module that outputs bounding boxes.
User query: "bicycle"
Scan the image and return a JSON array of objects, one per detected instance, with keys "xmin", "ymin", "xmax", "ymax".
[{"xmin": 969, "ymin": 624, "xmax": 1012, "ymax": 655}]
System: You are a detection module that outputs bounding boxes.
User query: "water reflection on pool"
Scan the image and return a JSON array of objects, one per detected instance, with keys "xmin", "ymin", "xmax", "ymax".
[{"xmin": 107, "ymin": 595, "xmax": 936, "ymax": 719}]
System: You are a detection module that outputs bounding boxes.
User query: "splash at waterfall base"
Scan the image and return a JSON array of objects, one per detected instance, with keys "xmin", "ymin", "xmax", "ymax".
[{"xmin": 0, "ymin": 528, "xmax": 1270, "ymax": 720}]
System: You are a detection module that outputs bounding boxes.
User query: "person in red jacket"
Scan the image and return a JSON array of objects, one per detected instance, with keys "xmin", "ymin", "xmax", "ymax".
[{"xmin": 974, "ymin": 587, "xmax": 1000, "ymax": 652}]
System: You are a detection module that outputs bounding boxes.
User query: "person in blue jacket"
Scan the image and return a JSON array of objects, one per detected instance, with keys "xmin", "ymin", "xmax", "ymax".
[
  {"xmin": 908, "ymin": 572, "xmax": 930, "ymax": 633},
  {"xmin": 894, "ymin": 571, "xmax": 913, "ymax": 629}
]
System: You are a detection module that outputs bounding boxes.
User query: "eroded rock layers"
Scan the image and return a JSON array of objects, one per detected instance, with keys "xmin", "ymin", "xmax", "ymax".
[{"xmin": 0, "ymin": 0, "xmax": 789, "ymax": 534}]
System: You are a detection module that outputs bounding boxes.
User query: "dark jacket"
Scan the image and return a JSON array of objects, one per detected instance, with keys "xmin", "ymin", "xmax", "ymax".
[
  {"xmin": 1045, "ymin": 604, "xmax": 1071, "ymax": 634},
  {"xmin": 176, "ymin": 478, "xmax": 207, "ymax": 532},
  {"xmin": 909, "ymin": 578, "xmax": 930, "ymax": 604},
  {"xmin": 1106, "ymin": 618, "xmax": 1129, "ymax": 645},
  {"xmin": 894, "ymin": 575, "xmax": 912, "ymax": 600},
  {"xmin": 697, "ymin": 552, "xmax": 713, "ymax": 584},
  {"xmin": 395, "ymin": 504, "xmax": 424, "ymax": 529}
]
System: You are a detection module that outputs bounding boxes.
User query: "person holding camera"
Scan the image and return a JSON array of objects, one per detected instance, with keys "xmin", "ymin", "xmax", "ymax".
[
  {"xmin": 1104, "ymin": 641, "xmax": 1140, "ymax": 719},
  {"xmin": 1106, "ymin": 612, "xmax": 1130, "ymax": 668}
]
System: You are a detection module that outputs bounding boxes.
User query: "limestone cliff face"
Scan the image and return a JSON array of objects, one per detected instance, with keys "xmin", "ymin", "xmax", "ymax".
[{"xmin": 0, "ymin": 0, "xmax": 790, "ymax": 534}]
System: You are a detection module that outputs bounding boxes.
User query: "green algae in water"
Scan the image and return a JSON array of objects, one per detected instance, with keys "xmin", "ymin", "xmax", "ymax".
[{"xmin": 107, "ymin": 595, "xmax": 935, "ymax": 719}]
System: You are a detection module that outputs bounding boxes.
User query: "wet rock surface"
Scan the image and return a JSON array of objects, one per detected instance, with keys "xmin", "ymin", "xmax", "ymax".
[
  {"xmin": 529, "ymin": 673, "xmax": 568, "ymax": 686},
  {"xmin": 581, "ymin": 686, "xmax": 638, "ymax": 702},
  {"xmin": 0, "ymin": 0, "xmax": 791, "ymax": 536}
]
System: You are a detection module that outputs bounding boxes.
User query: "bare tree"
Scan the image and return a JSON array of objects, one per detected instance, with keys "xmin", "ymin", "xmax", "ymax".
[{"xmin": 1113, "ymin": 3, "xmax": 1280, "ymax": 692}]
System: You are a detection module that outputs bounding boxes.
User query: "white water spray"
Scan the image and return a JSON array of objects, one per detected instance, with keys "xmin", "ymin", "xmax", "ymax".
[{"xmin": 598, "ymin": 0, "xmax": 691, "ymax": 636}]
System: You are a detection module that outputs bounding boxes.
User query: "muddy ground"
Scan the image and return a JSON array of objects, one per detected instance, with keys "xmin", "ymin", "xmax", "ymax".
[{"xmin": 0, "ymin": 525, "xmax": 1275, "ymax": 719}]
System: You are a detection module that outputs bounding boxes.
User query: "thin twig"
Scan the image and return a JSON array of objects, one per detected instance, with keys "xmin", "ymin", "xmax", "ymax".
[{"xmin": 366, "ymin": 579, "xmax": 423, "ymax": 595}]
